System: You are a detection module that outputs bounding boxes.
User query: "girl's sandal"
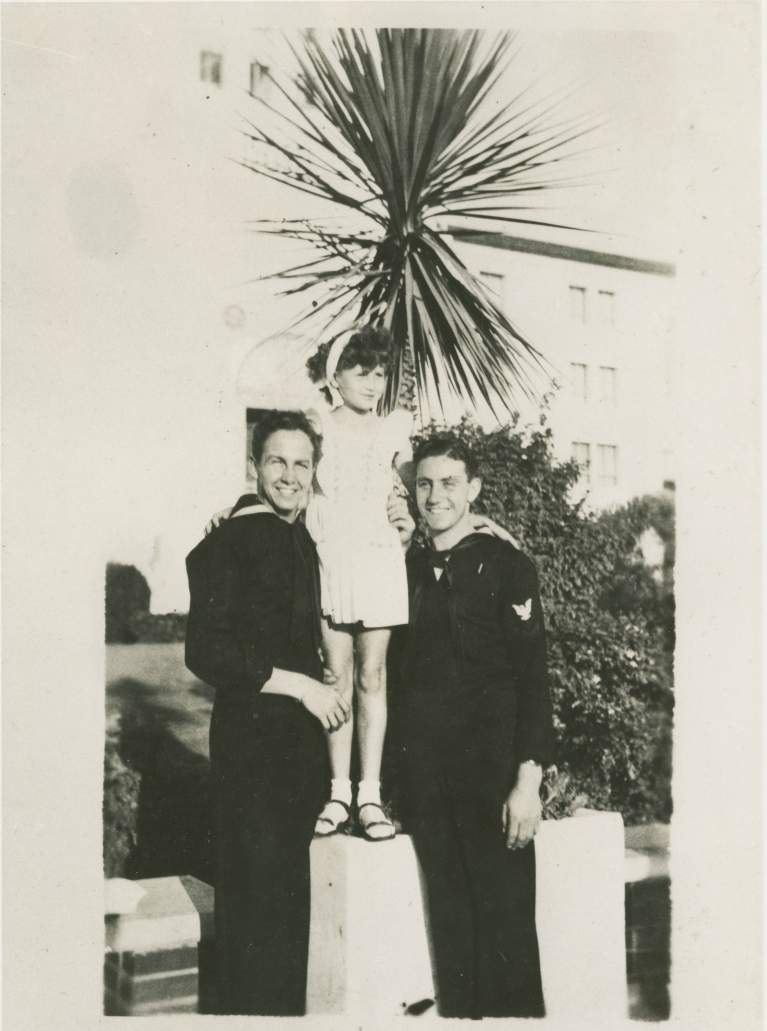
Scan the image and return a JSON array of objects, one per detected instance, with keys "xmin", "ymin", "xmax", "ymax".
[
  {"xmin": 314, "ymin": 799, "xmax": 351, "ymax": 838},
  {"xmin": 357, "ymin": 802, "xmax": 396, "ymax": 842}
]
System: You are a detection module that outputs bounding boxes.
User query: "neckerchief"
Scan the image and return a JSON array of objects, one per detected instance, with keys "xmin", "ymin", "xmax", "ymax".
[{"xmin": 426, "ymin": 532, "xmax": 487, "ymax": 583}]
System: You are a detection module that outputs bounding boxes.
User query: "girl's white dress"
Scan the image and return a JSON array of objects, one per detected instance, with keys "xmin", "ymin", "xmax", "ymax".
[{"xmin": 305, "ymin": 407, "xmax": 412, "ymax": 628}]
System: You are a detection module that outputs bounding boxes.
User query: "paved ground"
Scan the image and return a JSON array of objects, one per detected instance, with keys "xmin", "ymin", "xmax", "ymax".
[
  {"xmin": 107, "ymin": 643, "xmax": 215, "ymax": 882},
  {"xmin": 107, "ymin": 642, "xmax": 212, "ymax": 759}
]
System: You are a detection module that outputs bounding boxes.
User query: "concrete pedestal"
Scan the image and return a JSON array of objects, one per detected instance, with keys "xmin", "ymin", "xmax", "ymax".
[{"xmin": 307, "ymin": 834, "xmax": 435, "ymax": 1017}]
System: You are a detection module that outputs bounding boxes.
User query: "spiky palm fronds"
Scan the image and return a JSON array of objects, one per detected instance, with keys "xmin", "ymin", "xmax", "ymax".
[{"xmin": 242, "ymin": 28, "xmax": 594, "ymax": 415}]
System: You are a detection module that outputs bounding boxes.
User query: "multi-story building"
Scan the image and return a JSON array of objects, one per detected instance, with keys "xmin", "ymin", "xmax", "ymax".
[{"xmin": 452, "ymin": 231, "xmax": 676, "ymax": 508}]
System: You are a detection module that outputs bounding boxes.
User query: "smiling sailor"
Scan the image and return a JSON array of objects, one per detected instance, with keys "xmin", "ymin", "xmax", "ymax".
[{"xmin": 399, "ymin": 431, "xmax": 555, "ymax": 1020}]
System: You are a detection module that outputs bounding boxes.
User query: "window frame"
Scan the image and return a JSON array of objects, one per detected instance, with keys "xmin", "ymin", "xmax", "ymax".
[
  {"xmin": 598, "ymin": 364, "xmax": 618, "ymax": 404},
  {"xmin": 570, "ymin": 362, "xmax": 589, "ymax": 402},
  {"xmin": 200, "ymin": 50, "xmax": 223, "ymax": 86},
  {"xmin": 569, "ymin": 285, "xmax": 587, "ymax": 323},
  {"xmin": 596, "ymin": 443, "xmax": 619, "ymax": 486},
  {"xmin": 572, "ymin": 441, "xmax": 592, "ymax": 482},
  {"xmin": 249, "ymin": 60, "xmax": 270, "ymax": 97},
  {"xmin": 597, "ymin": 289, "xmax": 616, "ymax": 325}
]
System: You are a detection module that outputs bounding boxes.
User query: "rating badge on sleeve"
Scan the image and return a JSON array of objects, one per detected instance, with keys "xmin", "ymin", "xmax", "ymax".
[{"xmin": 512, "ymin": 598, "xmax": 532, "ymax": 622}]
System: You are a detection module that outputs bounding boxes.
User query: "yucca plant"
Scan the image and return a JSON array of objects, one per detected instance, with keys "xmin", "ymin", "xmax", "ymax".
[{"xmin": 242, "ymin": 28, "xmax": 594, "ymax": 416}]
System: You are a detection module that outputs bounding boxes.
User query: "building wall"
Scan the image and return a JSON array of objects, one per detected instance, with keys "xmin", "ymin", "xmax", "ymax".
[{"xmin": 452, "ymin": 240, "xmax": 676, "ymax": 508}]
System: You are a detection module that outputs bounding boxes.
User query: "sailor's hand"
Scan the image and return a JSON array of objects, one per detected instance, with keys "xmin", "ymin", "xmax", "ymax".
[
  {"xmin": 204, "ymin": 506, "xmax": 233, "ymax": 536},
  {"xmin": 301, "ymin": 680, "xmax": 351, "ymax": 731},
  {"xmin": 502, "ymin": 765, "xmax": 543, "ymax": 849},
  {"xmin": 386, "ymin": 492, "xmax": 415, "ymax": 547}
]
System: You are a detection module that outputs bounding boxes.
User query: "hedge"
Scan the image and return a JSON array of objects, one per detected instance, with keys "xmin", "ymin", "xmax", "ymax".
[
  {"xmin": 411, "ymin": 415, "xmax": 674, "ymax": 824},
  {"xmin": 105, "ymin": 562, "xmax": 187, "ymax": 643},
  {"xmin": 103, "ymin": 712, "xmax": 141, "ymax": 878}
]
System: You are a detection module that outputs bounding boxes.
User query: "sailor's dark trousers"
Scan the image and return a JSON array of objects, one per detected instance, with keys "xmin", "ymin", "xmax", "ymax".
[
  {"xmin": 403, "ymin": 687, "xmax": 544, "ymax": 1019},
  {"xmin": 210, "ymin": 693, "xmax": 327, "ymax": 1015}
]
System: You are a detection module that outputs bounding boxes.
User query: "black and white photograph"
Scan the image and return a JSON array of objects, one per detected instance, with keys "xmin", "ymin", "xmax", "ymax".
[{"xmin": 1, "ymin": 3, "xmax": 762, "ymax": 1029}]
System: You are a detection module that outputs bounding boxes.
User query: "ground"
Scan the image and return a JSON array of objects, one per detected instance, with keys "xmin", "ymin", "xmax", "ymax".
[
  {"xmin": 107, "ymin": 643, "xmax": 214, "ymax": 882},
  {"xmin": 107, "ymin": 642, "xmax": 212, "ymax": 758}
]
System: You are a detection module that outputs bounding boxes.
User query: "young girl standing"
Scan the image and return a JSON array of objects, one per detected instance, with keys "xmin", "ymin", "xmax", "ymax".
[
  {"xmin": 305, "ymin": 325, "xmax": 411, "ymax": 841},
  {"xmin": 204, "ymin": 326, "xmax": 517, "ymax": 840}
]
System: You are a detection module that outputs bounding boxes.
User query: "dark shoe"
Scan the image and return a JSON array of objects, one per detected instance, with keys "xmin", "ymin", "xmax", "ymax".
[
  {"xmin": 357, "ymin": 801, "xmax": 396, "ymax": 842},
  {"xmin": 314, "ymin": 799, "xmax": 351, "ymax": 838}
]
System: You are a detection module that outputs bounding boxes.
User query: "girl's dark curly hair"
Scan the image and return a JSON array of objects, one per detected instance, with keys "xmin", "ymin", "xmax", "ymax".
[{"xmin": 306, "ymin": 326, "xmax": 395, "ymax": 395}]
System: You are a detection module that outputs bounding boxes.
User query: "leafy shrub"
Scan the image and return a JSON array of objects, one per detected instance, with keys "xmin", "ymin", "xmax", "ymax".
[
  {"xmin": 598, "ymin": 494, "xmax": 675, "ymax": 669},
  {"xmin": 105, "ymin": 562, "xmax": 187, "ymax": 642},
  {"xmin": 128, "ymin": 611, "xmax": 188, "ymax": 643},
  {"xmin": 103, "ymin": 712, "xmax": 141, "ymax": 877},
  {"xmin": 105, "ymin": 563, "xmax": 150, "ymax": 643},
  {"xmin": 411, "ymin": 414, "xmax": 674, "ymax": 825}
]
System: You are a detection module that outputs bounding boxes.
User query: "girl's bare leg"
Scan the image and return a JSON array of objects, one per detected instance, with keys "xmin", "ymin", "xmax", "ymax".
[
  {"xmin": 314, "ymin": 620, "xmax": 355, "ymax": 835},
  {"xmin": 356, "ymin": 627, "xmax": 395, "ymax": 839}
]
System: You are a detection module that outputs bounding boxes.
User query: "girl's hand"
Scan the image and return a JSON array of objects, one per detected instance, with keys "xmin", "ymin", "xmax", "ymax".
[
  {"xmin": 471, "ymin": 514, "xmax": 520, "ymax": 548},
  {"xmin": 204, "ymin": 506, "xmax": 233, "ymax": 536}
]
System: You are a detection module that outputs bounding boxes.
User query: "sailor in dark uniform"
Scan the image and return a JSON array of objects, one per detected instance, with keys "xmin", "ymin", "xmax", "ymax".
[
  {"xmin": 185, "ymin": 410, "xmax": 350, "ymax": 1015},
  {"xmin": 401, "ymin": 433, "xmax": 555, "ymax": 1019}
]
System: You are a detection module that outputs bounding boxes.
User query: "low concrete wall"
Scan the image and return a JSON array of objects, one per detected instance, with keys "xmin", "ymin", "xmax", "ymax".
[
  {"xmin": 104, "ymin": 875, "xmax": 214, "ymax": 1015},
  {"xmin": 106, "ymin": 815, "xmax": 635, "ymax": 1018},
  {"xmin": 535, "ymin": 810, "xmax": 628, "ymax": 1021}
]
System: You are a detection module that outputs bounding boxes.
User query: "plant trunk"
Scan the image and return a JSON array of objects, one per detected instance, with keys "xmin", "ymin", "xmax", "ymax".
[{"xmin": 397, "ymin": 342, "xmax": 418, "ymax": 413}]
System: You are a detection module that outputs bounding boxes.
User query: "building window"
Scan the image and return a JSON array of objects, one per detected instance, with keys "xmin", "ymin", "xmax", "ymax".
[
  {"xmin": 598, "ymin": 365, "xmax": 617, "ymax": 404},
  {"xmin": 572, "ymin": 441, "xmax": 591, "ymax": 481},
  {"xmin": 200, "ymin": 51, "xmax": 222, "ymax": 86},
  {"xmin": 597, "ymin": 290, "xmax": 615, "ymax": 324},
  {"xmin": 569, "ymin": 285, "xmax": 587, "ymax": 322},
  {"xmin": 570, "ymin": 362, "xmax": 588, "ymax": 401},
  {"xmin": 479, "ymin": 271, "xmax": 504, "ymax": 300},
  {"xmin": 249, "ymin": 61, "xmax": 271, "ymax": 98},
  {"xmin": 597, "ymin": 444, "xmax": 619, "ymax": 486}
]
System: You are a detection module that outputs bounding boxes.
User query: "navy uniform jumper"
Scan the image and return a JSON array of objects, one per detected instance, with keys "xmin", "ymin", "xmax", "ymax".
[
  {"xmin": 402, "ymin": 533, "xmax": 554, "ymax": 1019},
  {"xmin": 185, "ymin": 495, "xmax": 327, "ymax": 1015}
]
